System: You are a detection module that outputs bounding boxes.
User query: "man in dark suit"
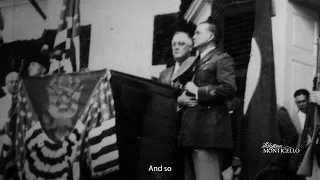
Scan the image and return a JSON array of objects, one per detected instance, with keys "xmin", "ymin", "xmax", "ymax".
[
  {"xmin": 222, "ymin": 97, "xmax": 244, "ymax": 180},
  {"xmin": 178, "ymin": 21, "xmax": 236, "ymax": 180},
  {"xmin": 158, "ymin": 31, "xmax": 197, "ymax": 91}
]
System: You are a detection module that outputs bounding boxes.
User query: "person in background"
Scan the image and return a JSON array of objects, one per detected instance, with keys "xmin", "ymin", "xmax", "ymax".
[
  {"xmin": 0, "ymin": 72, "xmax": 19, "ymax": 171},
  {"xmin": 292, "ymin": 89, "xmax": 310, "ymax": 137},
  {"xmin": 253, "ymin": 105, "xmax": 299, "ymax": 180},
  {"xmin": 0, "ymin": 72, "xmax": 19, "ymax": 131},
  {"xmin": 28, "ymin": 58, "xmax": 50, "ymax": 77},
  {"xmin": 277, "ymin": 105, "xmax": 299, "ymax": 180}
]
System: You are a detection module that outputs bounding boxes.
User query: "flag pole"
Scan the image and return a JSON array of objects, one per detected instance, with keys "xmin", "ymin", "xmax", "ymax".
[
  {"xmin": 297, "ymin": 37, "xmax": 320, "ymax": 177},
  {"xmin": 58, "ymin": 61, "xmax": 61, "ymax": 74}
]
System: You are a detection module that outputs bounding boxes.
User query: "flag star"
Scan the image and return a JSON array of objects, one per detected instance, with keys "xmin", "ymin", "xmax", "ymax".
[
  {"xmin": 62, "ymin": 5, "xmax": 66, "ymax": 11},
  {"xmin": 59, "ymin": 20, "xmax": 64, "ymax": 25},
  {"xmin": 27, "ymin": 112, "xmax": 32, "ymax": 119}
]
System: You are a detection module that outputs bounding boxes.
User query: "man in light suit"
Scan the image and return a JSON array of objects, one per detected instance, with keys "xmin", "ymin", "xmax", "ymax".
[
  {"xmin": 179, "ymin": 21, "xmax": 236, "ymax": 180},
  {"xmin": 0, "ymin": 72, "xmax": 18, "ymax": 172},
  {"xmin": 158, "ymin": 31, "xmax": 197, "ymax": 92},
  {"xmin": 0, "ymin": 72, "xmax": 19, "ymax": 131}
]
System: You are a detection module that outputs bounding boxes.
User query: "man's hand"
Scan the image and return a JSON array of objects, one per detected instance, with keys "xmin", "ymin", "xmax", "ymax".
[
  {"xmin": 185, "ymin": 82, "xmax": 198, "ymax": 95},
  {"xmin": 232, "ymin": 157, "xmax": 242, "ymax": 178},
  {"xmin": 177, "ymin": 91, "xmax": 198, "ymax": 107},
  {"xmin": 222, "ymin": 166, "xmax": 234, "ymax": 180},
  {"xmin": 310, "ymin": 91, "xmax": 320, "ymax": 105}
]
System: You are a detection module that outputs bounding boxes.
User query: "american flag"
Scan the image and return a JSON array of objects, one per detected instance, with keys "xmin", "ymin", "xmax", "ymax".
[
  {"xmin": 243, "ymin": 0, "xmax": 281, "ymax": 179},
  {"xmin": 0, "ymin": 70, "xmax": 119, "ymax": 180},
  {"xmin": 54, "ymin": 0, "xmax": 81, "ymax": 72}
]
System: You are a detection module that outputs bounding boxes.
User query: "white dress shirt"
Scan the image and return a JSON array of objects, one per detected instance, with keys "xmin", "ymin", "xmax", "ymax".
[
  {"xmin": 49, "ymin": 58, "xmax": 73, "ymax": 74},
  {"xmin": 297, "ymin": 110, "xmax": 306, "ymax": 130},
  {"xmin": 172, "ymin": 62, "xmax": 181, "ymax": 80}
]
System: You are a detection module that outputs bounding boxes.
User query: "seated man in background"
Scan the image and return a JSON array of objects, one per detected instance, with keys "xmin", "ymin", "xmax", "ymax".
[
  {"xmin": 0, "ymin": 72, "xmax": 19, "ymax": 170},
  {"xmin": 0, "ymin": 72, "xmax": 19, "ymax": 131},
  {"xmin": 28, "ymin": 58, "xmax": 50, "ymax": 77}
]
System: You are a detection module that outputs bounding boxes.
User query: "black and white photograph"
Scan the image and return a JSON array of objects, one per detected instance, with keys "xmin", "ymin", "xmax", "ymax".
[{"xmin": 1, "ymin": 0, "xmax": 320, "ymax": 180}]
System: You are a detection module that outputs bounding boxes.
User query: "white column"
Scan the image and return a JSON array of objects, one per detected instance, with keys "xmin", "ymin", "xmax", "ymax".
[{"xmin": 271, "ymin": 0, "xmax": 289, "ymax": 107}]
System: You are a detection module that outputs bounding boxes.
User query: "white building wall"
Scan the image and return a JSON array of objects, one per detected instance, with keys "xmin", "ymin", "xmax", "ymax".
[
  {"xmin": 1, "ymin": 0, "xmax": 180, "ymax": 79},
  {"xmin": 1, "ymin": 0, "xmax": 47, "ymax": 42},
  {"xmin": 1, "ymin": 0, "xmax": 317, "ymax": 111},
  {"xmin": 283, "ymin": 1, "xmax": 318, "ymax": 116},
  {"xmin": 46, "ymin": 0, "xmax": 180, "ymax": 79},
  {"xmin": 271, "ymin": 0, "xmax": 289, "ymax": 107}
]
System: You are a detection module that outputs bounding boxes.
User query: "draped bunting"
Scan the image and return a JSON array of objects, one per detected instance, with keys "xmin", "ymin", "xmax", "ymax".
[{"xmin": 0, "ymin": 69, "xmax": 119, "ymax": 180}]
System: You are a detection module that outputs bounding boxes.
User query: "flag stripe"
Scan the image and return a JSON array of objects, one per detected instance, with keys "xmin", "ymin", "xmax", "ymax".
[
  {"xmin": 93, "ymin": 160, "xmax": 120, "ymax": 174},
  {"xmin": 89, "ymin": 133, "xmax": 117, "ymax": 154},
  {"xmin": 1, "ymin": 70, "xmax": 118, "ymax": 179},
  {"xmin": 53, "ymin": 0, "xmax": 81, "ymax": 73},
  {"xmin": 85, "ymin": 79, "xmax": 119, "ymax": 176},
  {"xmin": 91, "ymin": 142, "xmax": 118, "ymax": 160},
  {"xmin": 54, "ymin": 29, "xmax": 68, "ymax": 47},
  {"xmin": 91, "ymin": 150, "xmax": 119, "ymax": 170},
  {"xmin": 88, "ymin": 119, "xmax": 116, "ymax": 138}
]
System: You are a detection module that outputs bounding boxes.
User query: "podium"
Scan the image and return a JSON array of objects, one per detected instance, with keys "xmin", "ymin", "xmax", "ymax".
[{"xmin": 110, "ymin": 71, "xmax": 183, "ymax": 180}]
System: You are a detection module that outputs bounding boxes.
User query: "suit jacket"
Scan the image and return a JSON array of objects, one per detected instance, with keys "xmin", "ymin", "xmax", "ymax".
[
  {"xmin": 277, "ymin": 106, "xmax": 298, "ymax": 149},
  {"xmin": 158, "ymin": 66, "xmax": 175, "ymax": 86},
  {"xmin": 158, "ymin": 56, "xmax": 197, "ymax": 89},
  {"xmin": 276, "ymin": 106, "xmax": 299, "ymax": 170},
  {"xmin": 179, "ymin": 49, "xmax": 236, "ymax": 149},
  {"xmin": 222, "ymin": 97, "xmax": 245, "ymax": 170},
  {"xmin": 227, "ymin": 97, "xmax": 245, "ymax": 158}
]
